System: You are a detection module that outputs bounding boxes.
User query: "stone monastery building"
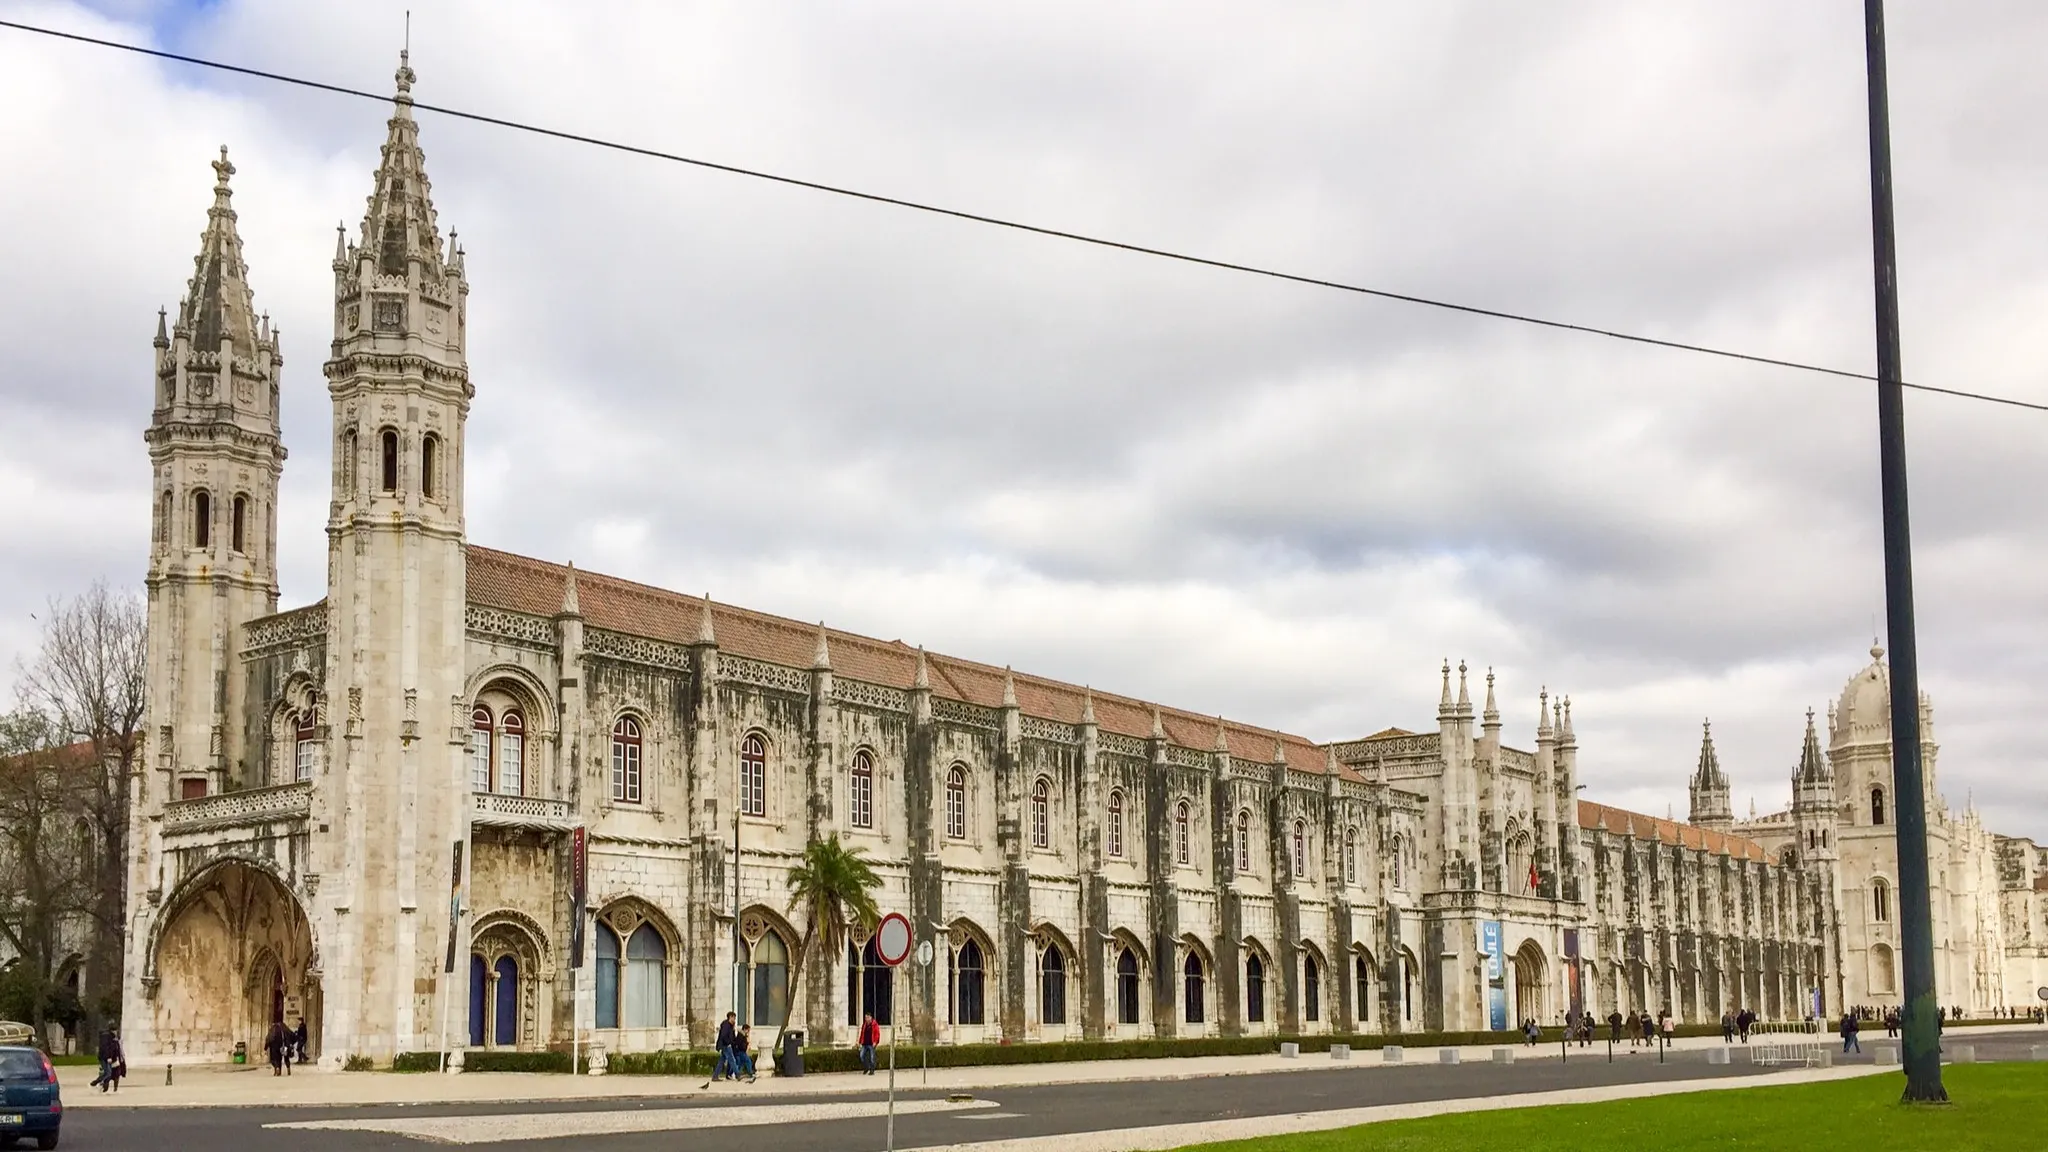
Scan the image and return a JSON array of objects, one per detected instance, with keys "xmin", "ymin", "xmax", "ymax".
[{"xmin": 123, "ymin": 58, "xmax": 2048, "ymax": 1066}]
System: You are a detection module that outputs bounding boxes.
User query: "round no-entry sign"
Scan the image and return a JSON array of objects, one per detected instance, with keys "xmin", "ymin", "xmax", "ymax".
[{"xmin": 874, "ymin": 913, "xmax": 913, "ymax": 968}]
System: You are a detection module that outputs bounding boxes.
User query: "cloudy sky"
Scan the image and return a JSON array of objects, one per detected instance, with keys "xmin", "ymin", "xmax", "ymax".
[{"xmin": 2, "ymin": 0, "xmax": 2043, "ymax": 838}]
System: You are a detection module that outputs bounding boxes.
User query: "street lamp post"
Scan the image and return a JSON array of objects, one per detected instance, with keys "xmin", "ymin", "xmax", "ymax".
[{"xmin": 1860, "ymin": 0, "xmax": 1945, "ymax": 1104}]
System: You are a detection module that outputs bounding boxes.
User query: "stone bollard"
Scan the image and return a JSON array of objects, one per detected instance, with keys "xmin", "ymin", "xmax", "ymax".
[
  {"xmin": 1875, "ymin": 1047, "xmax": 1899, "ymax": 1066},
  {"xmin": 1382, "ymin": 1045, "xmax": 1404, "ymax": 1063},
  {"xmin": 1439, "ymin": 1049, "xmax": 1461, "ymax": 1065},
  {"xmin": 1330, "ymin": 1044, "xmax": 1351, "ymax": 1061},
  {"xmin": 1815, "ymin": 1047, "xmax": 1833, "ymax": 1068},
  {"xmin": 1280, "ymin": 1042, "xmax": 1299, "ymax": 1059},
  {"xmin": 1706, "ymin": 1047, "xmax": 1730, "ymax": 1065},
  {"xmin": 1950, "ymin": 1046, "xmax": 1975, "ymax": 1064},
  {"xmin": 2031, "ymin": 1045, "xmax": 2048, "ymax": 1062},
  {"xmin": 587, "ymin": 1043, "xmax": 608, "ymax": 1076},
  {"xmin": 1491, "ymin": 1049, "xmax": 1514, "ymax": 1064},
  {"xmin": 446, "ymin": 1048, "xmax": 465, "ymax": 1074}
]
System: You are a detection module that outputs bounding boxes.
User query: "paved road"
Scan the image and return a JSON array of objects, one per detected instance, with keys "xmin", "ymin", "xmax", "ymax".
[{"xmin": 53, "ymin": 1028, "xmax": 2048, "ymax": 1151}]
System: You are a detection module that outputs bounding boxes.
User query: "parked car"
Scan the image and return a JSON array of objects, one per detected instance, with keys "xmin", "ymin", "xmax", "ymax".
[{"xmin": 0, "ymin": 1045, "xmax": 61, "ymax": 1149}]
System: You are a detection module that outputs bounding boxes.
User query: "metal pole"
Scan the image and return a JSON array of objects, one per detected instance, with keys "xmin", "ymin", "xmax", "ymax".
[
  {"xmin": 571, "ymin": 966, "xmax": 579, "ymax": 1075},
  {"xmin": 886, "ymin": 1019, "xmax": 898, "ymax": 1152},
  {"xmin": 1861, "ymin": 0, "xmax": 1945, "ymax": 1104},
  {"xmin": 733, "ymin": 802, "xmax": 743, "ymax": 1025}
]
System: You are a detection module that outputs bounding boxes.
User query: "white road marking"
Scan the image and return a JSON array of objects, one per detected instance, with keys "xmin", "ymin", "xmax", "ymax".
[{"xmin": 267, "ymin": 1096, "xmax": 998, "ymax": 1144}]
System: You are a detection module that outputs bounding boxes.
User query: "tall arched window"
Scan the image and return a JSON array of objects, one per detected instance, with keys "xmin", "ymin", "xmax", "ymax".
[
  {"xmin": 1116, "ymin": 947, "xmax": 1140, "ymax": 1025},
  {"xmin": 748, "ymin": 932, "xmax": 788, "ymax": 1026},
  {"xmin": 1031, "ymin": 778, "xmax": 1050, "ymax": 849},
  {"xmin": 1873, "ymin": 878, "xmax": 1891, "ymax": 923},
  {"xmin": 610, "ymin": 717, "xmax": 642, "ymax": 804},
  {"xmin": 1245, "ymin": 952, "xmax": 1266, "ymax": 1023},
  {"xmin": 158, "ymin": 490, "xmax": 172, "ymax": 544},
  {"xmin": 741, "ymin": 734, "xmax": 767, "ymax": 817},
  {"xmin": 498, "ymin": 711, "xmax": 525, "ymax": 796},
  {"xmin": 468, "ymin": 706, "xmax": 493, "ymax": 792},
  {"xmin": 192, "ymin": 489, "xmax": 211, "ymax": 548},
  {"xmin": 1303, "ymin": 952, "xmax": 1321, "ymax": 1022},
  {"xmin": 625, "ymin": 923, "xmax": 669, "ymax": 1028},
  {"xmin": 1354, "ymin": 955, "xmax": 1372, "ymax": 1023},
  {"xmin": 945, "ymin": 766, "xmax": 966, "ymax": 839},
  {"xmin": 1870, "ymin": 786, "xmax": 1887, "ymax": 826},
  {"xmin": 952, "ymin": 938, "xmax": 986, "ymax": 1025},
  {"xmin": 1292, "ymin": 820, "xmax": 1307, "ymax": 876},
  {"xmin": 380, "ymin": 428, "xmax": 399, "ymax": 492},
  {"xmin": 1235, "ymin": 810, "xmax": 1251, "ymax": 872},
  {"xmin": 849, "ymin": 751, "xmax": 874, "ymax": 829},
  {"xmin": 1183, "ymin": 952, "xmax": 1205, "ymax": 1024},
  {"xmin": 1344, "ymin": 827, "xmax": 1358, "ymax": 885},
  {"xmin": 421, "ymin": 433, "xmax": 439, "ymax": 498},
  {"xmin": 594, "ymin": 923, "xmax": 621, "ymax": 1029},
  {"xmin": 293, "ymin": 710, "xmax": 317, "ymax": 783},
  {"xmin": 1040, "ymin": 944, "xmax": 1067, "ymax": 1027},
  {"xmin": 342, "ymin": 429, "xmax": 357, "ymax": 494},
  {"xmin": 847, "ymin": 937, "xmax": 894, "ymax": 1026},
  {"xmin": 1174, "ymin": 802, "xmax": 1190, "ymax": 866},
  {"xmin": 231, "ymin": 494, "xmax": 247, "ymax": 553},
  {"xmin": 1391, "ymin": 834, "xmax": 1406, "ymax": 889},
  {"xmin": 1107, "ymin": 791, "xmax": 1125, "ymax": 858}
]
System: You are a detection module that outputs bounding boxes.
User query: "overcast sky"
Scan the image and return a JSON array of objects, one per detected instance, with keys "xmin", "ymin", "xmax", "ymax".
[{"xmin": 2, "ymin": 0, "xmax": 2042, "ymax": 839}]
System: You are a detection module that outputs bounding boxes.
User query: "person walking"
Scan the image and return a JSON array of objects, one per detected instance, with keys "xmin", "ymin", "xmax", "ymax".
[
  {"xmin": 1606, "ymin": 1009, "xmax": 1623, "ymax": 1045},
  {"xmin": 293, "ymin": 1017, "xmax": 309, "ymax": 1065},
  {"xmin": 733, "ymin": 1024, "xmax": 758, "ymax": 1082},
  {"xmin": 1581, "ymin": 1010, "xmax": 1594, "ymax": 1048},
  {"xmin": 91, "ymin": 1027, "xmax": 124, "ymax": 1093},
  {"xmin": 1737, "ymin": 1007, "xmax": 1754, "ymax": 1044},
  {"xmin": 1720, "ymin": 1010, "xmax": 1735, "ymax": 1043},
  {"xmin": 1639, "ymin": 1011, "xmax": 1655, "ymax": 1048},
  {"xmin": 711, "ymin": 1012, "xmax": 738, "ymax": 1082},
  {"xmin": 264, "ymin": 1020, "xmax": 290, "ymax": 1076},
  {"xmin": 858, "ymin": 1013, "xmax": 881, "ymax": 1075},
  {"xmin": 1659, "ymin": 1010, "xmax": 1675, "ymax": 1049},
  {"xmin": 1840, "ymin": 1011, "xmax": 1860, "ymax": 1054}
]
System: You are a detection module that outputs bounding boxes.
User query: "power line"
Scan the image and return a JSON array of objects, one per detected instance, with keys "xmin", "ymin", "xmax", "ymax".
[{"xmin": 5, "ymin": 16, "xmax": 2044, "ymax": 415}]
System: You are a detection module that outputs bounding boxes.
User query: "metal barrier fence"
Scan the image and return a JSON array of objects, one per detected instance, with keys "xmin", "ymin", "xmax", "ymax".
[{"xmin": 1751, "ymin": 1019, "xmax": 1826, "ymax": 1067}]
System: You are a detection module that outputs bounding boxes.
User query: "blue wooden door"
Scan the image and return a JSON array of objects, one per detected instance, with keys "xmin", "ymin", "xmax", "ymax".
[
  {"xmin": 467, "ymin": 954, "xmax": 487, "ymax": 1046},
  {"xmin": 493, "ymin": 956, "xmax": 519, "ymax": 1046}
]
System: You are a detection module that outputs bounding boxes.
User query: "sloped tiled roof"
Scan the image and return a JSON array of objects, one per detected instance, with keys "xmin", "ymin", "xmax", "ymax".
[
  {"xmin": 1578, "ymin": 799, "xmax": 1767, "ymax": 863},
  {"xmin": 466, "ymin": 546, "xmax": 1353, "ymax": 780}
]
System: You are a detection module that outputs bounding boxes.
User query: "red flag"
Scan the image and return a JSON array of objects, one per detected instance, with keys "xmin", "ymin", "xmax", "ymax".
[{"xmin": 1527, "ymin": 859, "xmax": 1541, "ymax": 893}]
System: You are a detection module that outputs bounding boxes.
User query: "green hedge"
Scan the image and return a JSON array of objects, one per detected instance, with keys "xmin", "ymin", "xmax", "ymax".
[
  {"xmin": 391, "ymin": 1050, "xmax": 591, "ymax": 1074},
  {"xmin": 389, "ymin": 1051, "xmax": 444, "ymax": 1073}
]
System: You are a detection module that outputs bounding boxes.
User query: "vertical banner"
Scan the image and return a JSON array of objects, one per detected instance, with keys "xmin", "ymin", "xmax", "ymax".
[
  {"xmin": 1480, "ymin": 920, "xmax": 1506, "ymax": 1030},
  {"xmin": 443, "ymin": 841, "xmax": 465, "ymax": 973},
  {"xmin": 569, "ymin": 826, "xmax": 589, "ymax": 969},
  {"xmin": 1565, "ymin": 928, "xmax": 1583, "ymax": 1019}
]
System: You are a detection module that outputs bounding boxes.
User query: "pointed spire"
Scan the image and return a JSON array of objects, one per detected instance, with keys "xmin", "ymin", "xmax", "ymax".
[
  {"xmin": 358, "ymin": 49, "xmax": 448, "ymax": 280},
  {"xmin": 154, "ymin": 307, "xmax": 169, "ymax": 349},
  {"xmin": 180, "ymin": 145, "xmax": 262, "ymax": 353},
  {"xmin": 913, "ymin": 646, "xmax": 930, "ymax": 691},
  {"xmin": 1078, "ymin": 685, "xmax": 1095, "ymax": 725},
  {"xmin": 1273, "ymin": 736, "xmax": 1287, "ymax": 765},
  {"xmin": 1151, "ymin": 706, "xmax": 1166, "ymax": 740},
  {"xmin": 696, "ymin": 594, "xmax": 716, "ymax": 645},
  {"xmin": 1213, "ymin": 716, "xmax": 1230, "ymax": 753},
  {"xmin": 1456, "ymin": 660, "xmax": 1470, "ymax": 710},
  {"xmin": 1560, "ymin": 696, "xmax": 1575, "ymax": 742},
  {"xmin": 1797, "ymin": 706, "xmax": 1828, "ymax": 783},
  {"xmin": 811, "ymin": 621, "xmax": 831, "ymax": 670},
  {"xmin": 1482, "ymin": 667, "xmax": 1499, "ymax": 726},
  {"xmin": 1323, "ymin": 744, "xmax": 1339, "ymax": 774},
  {"xmin": 1001, "ymin": 666, "xmax": 1017, "ymax": 708},
  {"xmin": 560, "ymin": 561, "xmax": 580, "ymax": 616},
  {"xmin": 1439, "ymin": 660, "xmax": 1453, "ymax": 713},
  {"xmin": 333, "ymin": 221, "xmax": 347, "ymax": 267},
  {"xmin": 1537, "ymin": 687, "xmax": 1552, "ymax": 738},
  {"xmin": 1695, "ymin": 718, "xmax": 1727, "ymax": 789}
]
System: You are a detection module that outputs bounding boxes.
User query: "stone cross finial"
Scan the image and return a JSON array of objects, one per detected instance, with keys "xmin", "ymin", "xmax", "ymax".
[
  {"xmin": 212, "ymin": 145, "xmax": 234, "ymax": 189},
  {"xmin": 395, "ymin": 49, "xmax": 416, "ymax": 96}
]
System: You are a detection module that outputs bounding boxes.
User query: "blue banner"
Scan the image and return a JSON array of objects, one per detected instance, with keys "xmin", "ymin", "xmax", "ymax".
[{"xmin": 1480, "ymin": 921, "xmax": 1507, "ymax": 1029}]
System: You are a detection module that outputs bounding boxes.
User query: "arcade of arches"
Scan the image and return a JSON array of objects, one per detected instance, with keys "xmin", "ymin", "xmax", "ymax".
[{"xmin": 145, "ymin": 861, "xmax": 318, "ymax": 1060}]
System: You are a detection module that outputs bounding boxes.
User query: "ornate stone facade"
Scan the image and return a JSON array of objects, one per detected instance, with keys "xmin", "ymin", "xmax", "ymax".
[{"xmin": 120, "ymin": 58, "xmax": 2048, "ymax": 1067}]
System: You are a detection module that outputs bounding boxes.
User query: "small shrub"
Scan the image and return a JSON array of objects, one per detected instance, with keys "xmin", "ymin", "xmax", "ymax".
[
  {"xmin": 389, "ymin": 1051, "xmax": 442, "ymax": 1073},
  {"xmin": 461, "ymin": 1050, "xmax": 575, "ymax": 1074},
  {"xmin": 341, "ymin": 1053, "xmax": 375, "ymax": 1071}
]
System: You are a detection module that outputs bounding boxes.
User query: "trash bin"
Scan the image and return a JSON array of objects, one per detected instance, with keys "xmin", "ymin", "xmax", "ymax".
[
  {"xmin": 779, "ymin": 1030, "xmax": 804, "ymax": 1077},
  {"xmin": 232, "ymin": 1041, "xmax": 247, "ymax": 1065}
]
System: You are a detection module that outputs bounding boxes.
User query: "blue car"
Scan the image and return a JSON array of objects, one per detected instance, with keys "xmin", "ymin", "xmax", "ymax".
[{"xmin": 0, "ymin": 1046, "xmax": 60, "ymax": 1150}]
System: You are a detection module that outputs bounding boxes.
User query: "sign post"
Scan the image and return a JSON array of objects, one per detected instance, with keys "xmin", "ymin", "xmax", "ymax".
[
  {"xmin": 438, "ymin": 841, "xmax": 465, "ymax": 1073},
  {"xmin": 873, "ymin": 912, "xmax": 914, "ymax": 1152},
  {"xmin": 569, "ymin": 827, "xmax": 587, "ymax": 1075}
]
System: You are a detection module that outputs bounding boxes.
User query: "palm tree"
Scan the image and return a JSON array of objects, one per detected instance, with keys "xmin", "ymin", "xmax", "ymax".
[{"xmin": 774, "ymin": 834, "xmax": 882, "ymax": 1058}]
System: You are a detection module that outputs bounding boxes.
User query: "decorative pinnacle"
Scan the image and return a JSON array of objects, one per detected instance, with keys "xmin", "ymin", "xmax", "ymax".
[
  {"xmin": 1440, "ymin": 660, "xmax": 1453, "ymax": 711},
  {"xmin": 696, "ymin": 594, "xmax": 716, "ymax": 645},
  {"xmin": 811, "ymin": 621, "xmax": 831, "ymax": 670},
  {"xmin": 913, "ymin": 645, "xmax": 930, "ymax": 690},
  {"xmin": 1001, "ymin": 666, "xmax": 1017, "ymax": 708},
  {"xmin": 1213, "ymin": 716, "xmax": 1229, "ymax": 753},
  {"xmin": 333, "ymin": 221, "xmax": 347, "ymax": 265},
  {"xmin": 1482, "ymin": 667, "xmax": 1499, "ymax": 724},
  {"xmin": 1079, "ymin": 686, "xmax": 1095, "ymax": 725},
  {"xmin": 559, "ymin": 561, "xmax": 579, "ymax": 616},
  {"xmin": 154, "ymin": 307, "xmax": 169, "ymax": 348},
  {"xmin": 1456, "ymin": 660, "xmax": 1469, "ymax": 709},
  {"xmin": 1537, "ymin": 687, "xmax": 1552, "ymax": 737},
  {"xmin": 212, "ymin": 145, "xmax": 234, "ymax": 191},
  {"xmin": 395, "ymin": 48, "xmax": 416, "ymax": 97},
  {"xmin": 1151, "ymin": 707, "xmax": 1166, "ymax": 740},
  {"xmin": 1273, "ymin": 736, "xmax": 1287, "ymax": 765},
  {"xmin": 1561, "ymin": 696, "xmax": 1574, "ymax": 740}
]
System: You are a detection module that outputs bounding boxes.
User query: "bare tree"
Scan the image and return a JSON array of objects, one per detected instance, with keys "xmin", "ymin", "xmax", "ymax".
[
  {"xmin": 0, "ymin": 708, "xmax": 93, "ymax": 1044},
  {"xmin": 14, "ymin": 582, "xmax": 147, "ymax": 1038}
]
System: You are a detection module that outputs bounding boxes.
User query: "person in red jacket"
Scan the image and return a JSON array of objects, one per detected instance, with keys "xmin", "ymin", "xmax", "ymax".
[{"xmin": 858, "ymin": 1014, "xmax": 882, "ymax": 1075}]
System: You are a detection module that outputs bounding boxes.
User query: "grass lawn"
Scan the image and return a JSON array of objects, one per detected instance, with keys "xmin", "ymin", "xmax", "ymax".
[{"xmin": 1185, "ymin": 1064, "xmax": 2046, "ymax": 1151}]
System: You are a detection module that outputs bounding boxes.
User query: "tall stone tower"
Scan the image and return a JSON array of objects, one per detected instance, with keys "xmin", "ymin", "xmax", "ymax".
[
  {"xmin": 1790, "ymin": 710, "xmax": 1836, "ymax": 866},
  {"xmin": 143, "ymin": 147, "xmax": 286, "ymax": 800},
  {"xmin": 1688, "ymin": 719, "xmax": 1733, "ymax": 832},
  {"xmin": 318, "ymin": 50, "xmax": 473, "ymax": 1063}
]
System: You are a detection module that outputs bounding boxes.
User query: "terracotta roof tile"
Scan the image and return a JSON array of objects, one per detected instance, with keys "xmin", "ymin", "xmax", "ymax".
[{"xmin": 1576, "ymin": 799, "xmax": 1768, "ymax": 863}]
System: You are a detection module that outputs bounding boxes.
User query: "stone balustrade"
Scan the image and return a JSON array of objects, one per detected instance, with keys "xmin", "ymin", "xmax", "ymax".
[
  {"xmin": 471, "ymin": 790, "xmax": 575, "ymax": 831},
  {"xmin": 161, "ymin": 781, "xmax": 312, "ymax": 835}
]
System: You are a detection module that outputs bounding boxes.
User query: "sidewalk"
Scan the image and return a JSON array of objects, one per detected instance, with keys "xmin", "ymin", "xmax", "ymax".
[{"xmin": 61, "ymin": 1023, "xmax": 2025, "ymax": 1110}]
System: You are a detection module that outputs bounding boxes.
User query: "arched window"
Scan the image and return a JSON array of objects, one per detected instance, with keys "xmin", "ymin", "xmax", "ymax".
[
  {"xmin": 1344, "ymin": 827, "xmax": 1358, "ymax": 885},
  {"xmin": 846, "ymin": 937, "xmax": 894, "ymax": 1026},
  {"xmin": 610, "ymin": 717, "xmax": 642, "ymax": 803},
  {"xmin": 1031, "ymin": 778, "xmax": 1050, "ymax": 849},
  {"xmin": 1040, "ymin": 945, "xmax": 1066, "ymax": 1026},
  {"xmin": 1107, "ymin": 791, "xmax": 1125, "ymax": 858},
  {"xmin": 231, "ymin": 494, "xmax": 247, "ymax": 553},
  {"xmin": 1354, "ymin": 955, "xmax": 1372, "ymax": 1023},
  {"xmin": 1292, "ymin": 820, "xmax": 1307, "ymax": 877},
  {"xmin": 594, "ymin": 923, "xmax": 621, "ymax": 1030},
  {"xmin": 623, "ymin": 922, "xmax": 669, "ymax": 1028},
  {"xmin": 945, "ymin": 766, "xmax": 966, "ymax": 839},
  {"xmin": 421, "ymin": 433, "xmax": 439, "ymax": 498},
  {"xmin": 952, "ymin": 938, "xmax": 985, "ymax": 1026},
  {"xmin": 1871, "ymin": 941, "xmax": 1896, "ymax": 994},
  {"xmin": 1235, "ymin": 810, "xmax": 1251, "ymax": 872},
  {"xmin": 849, "ymin": 751, "xmax": 874, "ymax": 829},
  {"xmin": 1303, "ymin": 952, "xmax": 1321, "ymax": 1022},
  {"xmin": 741, "ymin": 734, "xmax": 767, "ymax": 817},
  {"xmin": 1245, "ymin": 952, "xmax": 1266, "ymax": 1024},
  {"xmin": 380, "ymin": 428, "xmax": 399, "ymax": 492},
  {"xmin": 1183, "ymin": 952, "xmax": 1205, "ymax": 1025},
  {"xmin": 1174, "ymin": 802, "xmax": 1190, "ymax": 866},
  {"xmin": 1870, "ymin": 787, "xmax": 1887, "ymax": 826},
  {"xmin": 341, "ymin": 429, "xmax": 357, "ymax": 494},
  {"xmin": 747, "ymin": 932, "xmax": 788, "ymax": 1026},
  {"xmin": 293, "ymin": 710, "xmax": 317, "ymax": 783},
  {"xmin": 468, "ymin": 706, "xmax": 493, "ymax": 792},
  {"xmin": 1391, "ymin": 834, "xmax": 1406, "ymax": 889},
  {"xmin": 1873, "ymin": 878, "xmax": 1891, "ymax": 924},
  {"xmin": 157, "ymin": 490, "xmax": 172, "ymax": 544},
  {"xmin": 1116, "ymin": 947, "xmax": 1140, "ymax": 1025},
  {"xmin": 498, "ymin": 711, "xmax": 525, "ymax": 796},
  {"xmin": 192, "ymin": 489, "xmax": 211, "ymax": 548}
]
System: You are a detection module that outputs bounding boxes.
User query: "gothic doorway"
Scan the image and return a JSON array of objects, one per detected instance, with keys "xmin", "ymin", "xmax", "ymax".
[
  {"xmin": 146, "ymin": 860, "xmax": 317, "ymax": 1061},
  {"xmin": 1510, "ymin": 940, "xmax": 1547, "ymax": 1025}
]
